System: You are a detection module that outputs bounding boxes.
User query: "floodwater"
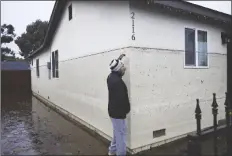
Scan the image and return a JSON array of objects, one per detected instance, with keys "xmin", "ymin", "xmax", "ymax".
[
  {"xmin": 1, "ymin": 92, "xmax": 108, "ymax": 155},
  {"xmin": 1, "ymin": 91, "xmax": 230, "ymax": 155}
]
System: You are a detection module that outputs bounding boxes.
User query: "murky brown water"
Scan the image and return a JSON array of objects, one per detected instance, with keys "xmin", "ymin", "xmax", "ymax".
[
  {"xmin": 1, "ymin": 92, "xmax": 230, "ymax": 155},
  {"xmin": 1, "ymin": 92, "xmax": 108, "ymax": 155}
]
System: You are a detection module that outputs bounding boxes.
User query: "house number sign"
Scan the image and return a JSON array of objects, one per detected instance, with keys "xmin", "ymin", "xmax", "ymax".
[{"xmin": 131, "ymin": 12, "xmax": 135, "ymax": 41}]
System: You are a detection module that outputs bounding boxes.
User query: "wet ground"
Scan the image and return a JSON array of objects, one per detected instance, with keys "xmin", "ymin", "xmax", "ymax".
[
  {"xmin": 1, "ymin": 91, "xmax": 230, "ymax": 155},
  {"xmin": 1, "ymin": 92, "xmax": 108, "ymax": 155}
]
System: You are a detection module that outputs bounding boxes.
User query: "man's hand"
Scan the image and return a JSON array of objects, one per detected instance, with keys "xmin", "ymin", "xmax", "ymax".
[{"xmin": 117, "ymin": 54, "xmax": 126, "ymax": 60}]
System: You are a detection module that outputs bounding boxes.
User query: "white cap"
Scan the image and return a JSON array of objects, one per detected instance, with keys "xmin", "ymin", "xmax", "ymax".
[{"xmin": 109, "ymin": 59, "xmax": 124, "ymax": 72}]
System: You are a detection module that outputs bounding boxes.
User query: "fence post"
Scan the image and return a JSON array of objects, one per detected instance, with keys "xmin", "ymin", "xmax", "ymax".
[
  {"xmin": 212, "ymin": 93, "xmax": 218, "ymax": 156},
  {"xmin": 225, "ymin": 92, "xmax": 229, "ymax": 127},
  {"xmin": 212, "ymin": 93, "xmax": 218, "ymax": 131},
  {"xmin": 187, "ymin": 99, "xmax": 202, "ymax": 156},
  {"xmin": 195, "ymin": 99, "xmax": 202, "ymax": 136}
]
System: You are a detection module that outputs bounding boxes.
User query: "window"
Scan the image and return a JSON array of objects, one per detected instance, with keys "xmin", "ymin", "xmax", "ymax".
[
  {"xmin": 185, "ymin": 28, "xmax": 208, "ymax": 67},
  {"xmin": 68, "ymin": 4, "xmax": 72, "ymax": 21},
  {"xmin": 36, "ymin": 59, "xmax": 40, "ymax": 77},
  {"xmin": 52, "ymin": 50, "xmax": 59, "ymax": 78},
  {"xmin": 52, "ymin": 52, "xmax": 55, "ymax": 77},
  {"xmin": 55, "ymin": 50, "xmax": 59, "ymax": 78},
  {"xmin": 198, "ymin": 30, "xmax": 207, "ymax": 66},
  {"xmin": 48, "ymin": 61, "xmax": 51, "ymax": 79},
  {"xmin": 185, "ymin": 28, "xmax": 195, "ymax": 66}
]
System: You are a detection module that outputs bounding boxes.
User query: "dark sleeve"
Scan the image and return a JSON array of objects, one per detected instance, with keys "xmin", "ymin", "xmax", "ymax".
[
  {"xmin": 114, "ymin": 80, "xmax": 130, "ymax": 114},
  {"xmin": 124, "ymin": 84, "xmax": 130, "ymax": 114}
]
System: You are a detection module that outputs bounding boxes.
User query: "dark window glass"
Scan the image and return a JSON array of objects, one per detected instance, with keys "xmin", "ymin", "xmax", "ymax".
[
  {"xmin": 52, "ymin": 52, "xmax": 55, "ymax": 78},
  {"xmin": 55, "ymin": 50, "xmax": 59, "ymax": 78},
  {"xmin": 52, "ymin": 50, "xmax": 59, "ymax": 78},
  {"xmin": 198, "ymin": 30, "xmax": 207, "ymax": 66},
  {"xmin": 185, "ymin": 28, "xmax": 196, "ymax": 66},
  {"xmin": 68, "ymin": 4, "xmax": 72, "ymax": 20},
  {"xmin": 36, "ymin": 59, "xmax": 40, "ymax": 77}
]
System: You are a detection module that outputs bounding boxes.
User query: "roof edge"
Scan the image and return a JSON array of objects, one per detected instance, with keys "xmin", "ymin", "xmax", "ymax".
[
  {"xmin": 27, "ymin": 0, "xmax": 65, "ymax": 59},
  {"xmin": 183, "ymin": 0, "xmax": 231, "ymax": 17},
  {"xmin": 28, "ymin": 0, "xmax": 232, "ymax": 59}
]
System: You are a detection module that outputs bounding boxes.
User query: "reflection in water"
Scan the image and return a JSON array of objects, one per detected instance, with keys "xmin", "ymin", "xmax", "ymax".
[
  {"xmin": 1, "ymin": 92, "xmax": 108, "ymax": 155},
  {"xmin": 1, "ymin": 92, "xmax": 37, "ymax": 155}
]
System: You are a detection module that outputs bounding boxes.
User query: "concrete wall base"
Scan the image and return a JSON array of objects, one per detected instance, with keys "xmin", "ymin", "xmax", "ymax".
[
  {"xmin": 32, "ymin": 92, "xmax": 135, "ymax": 154},
  {"xmin": 32, "ymin": 91, "xmax": 199, "ymax": 154}
]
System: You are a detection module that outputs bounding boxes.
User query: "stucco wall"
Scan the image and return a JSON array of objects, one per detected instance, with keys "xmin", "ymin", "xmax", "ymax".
[
  {"xmin": 31, "ymin": 48, "xmax": 51, "ymax": 100},
  {"xmin": 128, "ymin": 6, "xmax": 227, "ymax": 150},
  {"xmin": 31, "ymin": 48, "xmax": 131, "ymax": 145},
  {"xmin": 31, "ymin": 0, "xmax": 228, "ymax": 153},
  {"xmin": 31, "ymin": 0, "xmax": 131, "ymax": 145},
  {"xmin": 129, "ymin": 6, "xmax": 227, "ymax": 54},
  {"xmin": 128, "ymin": 47, "xmax": 226, "ymax": 150},
  {"xmin": 50, "ymin": 1, "xmax": 130, "ymax": 61}
]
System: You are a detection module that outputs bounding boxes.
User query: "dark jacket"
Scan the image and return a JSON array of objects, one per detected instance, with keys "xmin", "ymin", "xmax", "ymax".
[{"xmin": 107, "ymin": 72, "xmax": 130, "ymax": 119}]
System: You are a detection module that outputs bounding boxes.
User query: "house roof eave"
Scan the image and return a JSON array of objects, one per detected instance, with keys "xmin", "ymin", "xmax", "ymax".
[
  {"xmin": 27, "ymin": 0, "xmax": 67, "ymax": 59},
  {"xmin": 28, "ymin": 0, "xmax": 232, "ymax": 59}
]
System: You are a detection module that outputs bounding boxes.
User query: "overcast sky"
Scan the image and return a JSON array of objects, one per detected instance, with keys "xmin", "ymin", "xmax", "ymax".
[{"xmin": 1, "ymin": 1, "xmax": 231, "ymax": 57}]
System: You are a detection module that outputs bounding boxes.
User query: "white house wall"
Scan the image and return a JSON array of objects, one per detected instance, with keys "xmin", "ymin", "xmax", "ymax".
[
  {"xmin": 31, "ymin": 48, "xmax": 51, "ymax": 100},
  {"xmin": 129, "ymin": 48, "xmax": 226, "ymax": 150},
  {"xmin": 31, "ymin": 1, "xmax": 228, "ymax": 153},
  {"xmin": 31, "ymin": 0, "xmax": 132, "ymax": 148},
  {"xmin": 130, "ymin": 7, "xmax": 227, "ymax": 54},
  {"xmin": 128, "ymin": 7, "xmax": 227, "ymax": 150},
  {"xmin": 50, "ymin": 0, "xmax": 131, "ymax": 60},
  {"xmin": 32, "ymin": 48, "xmax": 131, "ymax": 144}
]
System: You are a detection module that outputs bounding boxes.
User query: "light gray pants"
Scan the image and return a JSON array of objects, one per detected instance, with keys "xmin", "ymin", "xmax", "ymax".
[{"xmin": 108, "ymin": 118, "xmax": 127, "ymax": 156}]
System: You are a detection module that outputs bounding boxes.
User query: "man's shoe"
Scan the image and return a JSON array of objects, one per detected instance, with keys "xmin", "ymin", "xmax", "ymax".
[{"xmin": 108, "ymin": 151, "xmax": 116, "ymax": 156}]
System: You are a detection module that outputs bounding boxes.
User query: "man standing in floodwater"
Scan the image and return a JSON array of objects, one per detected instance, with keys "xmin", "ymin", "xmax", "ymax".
[{"xmin": 107, "ymin": 54, "xmax": 130, "ymax": 156}]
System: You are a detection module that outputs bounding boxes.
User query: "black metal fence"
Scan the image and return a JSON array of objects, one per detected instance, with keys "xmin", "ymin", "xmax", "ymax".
[{"xmin": 187, "ymin": 93, "xmax": 232, "ymax": 156}]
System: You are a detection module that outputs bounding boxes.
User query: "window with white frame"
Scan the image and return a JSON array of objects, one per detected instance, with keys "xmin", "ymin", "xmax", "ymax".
[{"xmin": 185, "ymin": 28, "xmax": 208, "ymax": 67}]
